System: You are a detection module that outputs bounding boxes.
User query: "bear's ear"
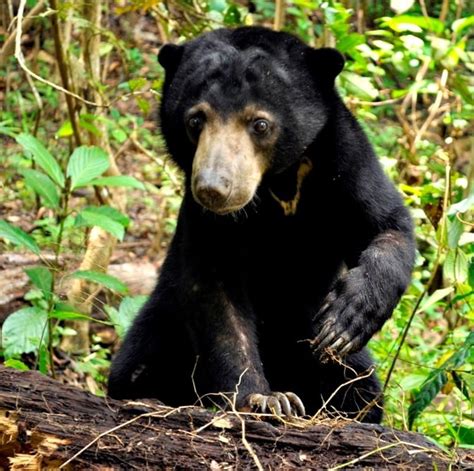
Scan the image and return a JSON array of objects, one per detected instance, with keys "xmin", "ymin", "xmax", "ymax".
[
  {"xmin": 158, "ymin": 44, "xmax": 184, "ymax": 75},
  {"xmin": 306, "ymin": 47, "xmax": 345, "ymax": 82}
]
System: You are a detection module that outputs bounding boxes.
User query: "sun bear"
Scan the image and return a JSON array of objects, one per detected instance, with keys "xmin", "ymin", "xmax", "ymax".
[{"xmin": 108, "ymin": 26, "xmax": 415, "ymax": 423}]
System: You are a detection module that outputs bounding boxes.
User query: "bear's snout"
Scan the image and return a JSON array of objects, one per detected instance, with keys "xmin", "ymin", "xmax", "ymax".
[{"xmin": 194, "ymin": 170, "xmax": 232, "ymax": 211}]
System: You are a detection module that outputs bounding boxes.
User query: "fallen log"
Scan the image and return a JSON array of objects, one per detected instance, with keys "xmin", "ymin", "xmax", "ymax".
[{"xmin": 0, "ymin": 366, "xmax": 468, "ymax": 470}]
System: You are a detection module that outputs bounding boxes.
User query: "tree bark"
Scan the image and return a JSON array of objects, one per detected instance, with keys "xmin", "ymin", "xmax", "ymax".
[{"xmin": 0, "ymin": 367, "xmax": 469, "ymax": 470}]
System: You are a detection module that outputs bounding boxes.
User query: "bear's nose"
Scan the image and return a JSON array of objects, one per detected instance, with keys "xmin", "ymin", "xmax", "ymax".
[{"xmin": 194, "ymin": 171, "xmax": 231, "ymax": 210}]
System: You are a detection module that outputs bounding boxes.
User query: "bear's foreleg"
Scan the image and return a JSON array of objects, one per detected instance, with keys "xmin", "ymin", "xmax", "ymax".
[{"xmin": 311, "ymin": 229, "xmax": 414, "ymax": 360}]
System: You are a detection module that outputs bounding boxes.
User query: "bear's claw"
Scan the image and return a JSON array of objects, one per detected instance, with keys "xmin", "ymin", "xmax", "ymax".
[{"xmin": 248, "ymin": 391, "xmax": 305, "ymax": 416}]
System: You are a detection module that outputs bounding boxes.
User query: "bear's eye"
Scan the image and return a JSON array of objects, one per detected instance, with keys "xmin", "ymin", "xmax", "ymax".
[
  {"xmin": 187, "ymin": 115, "xmax": 204, "ymax": 131},
  {"xmin": 252, "ymin": 119, "xmax": 269, "ymax": 135}
]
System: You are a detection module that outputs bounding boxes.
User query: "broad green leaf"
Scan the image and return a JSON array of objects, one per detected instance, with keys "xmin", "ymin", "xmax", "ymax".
[
  {"xmin": 0, "ymin": 220, "xmax": 40, "ymax": 254},
  {"xmin": 448, "ymin": 192, "xmax": 474, "ymax": 215},
  {"xmin": 4, "ymin": 359, "xmax": 30, "ymax": 371},
  {"xmin": 2, "ymin": 307, "xmax": 48, "ymax": 358},
  {"xmin": 67, "ymin": 146, "xmax": 109, "ymax": 190},
  {"xmin": 75, "ymin": 208, "xmax": 125, "ymax": 240},
  {"xmin": 444, "ymin": 248, "xmax": 469, "ymax": 285},
  {"xmin": 106, "ymin": 295, "xmax": 148, "ymax": 338},
  {"xmin": 16, "ymin": 133, "xmax": 65, "ymax": 188},
  {"xmin": 408, "ymin": 331, "xmax": 474, "ymax": 428},
  {"xmin": 81, "ymin": 205, "xmax": 130, "ymax": 228},
  {"xmin": 21, "ymin": 169, "xmax": 60, "ymax": 208},
  {"xmin": 69, "ymin": 270, "xmax": 129, "ymax": 294},
  {"xmin": 418, "ymin": 287, "xmax": 454, "ymax": 313},
  {"xmin": 339, "ymin": 71, "xmax": 378, "ymax": 100},
  {"xmin": 90, "ymin": 175, "xmax": 145, "ymax": 190},
  {"xmin": 382, "ymin": 15, "xmax": 444, "ymax": 34},
  {"xmin": 25, "ymin": 267, "xmax": 53, "ymax": 301},
  {"xmin": 455, "ymin": 426, "xmax": 474, "ymax": 446},
  {"xmin": 452, "ymin": 16, "xmax": 474, "ymax": 34}
]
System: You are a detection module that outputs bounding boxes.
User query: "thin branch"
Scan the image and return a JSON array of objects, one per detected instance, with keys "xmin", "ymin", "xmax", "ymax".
[
  {"xmin": 14, "ymin": 0, "xmax": 103, "ymax": 108},
  {"xmin": 0, "ymin": 0, "xmax": 46, "ymax": 67}
]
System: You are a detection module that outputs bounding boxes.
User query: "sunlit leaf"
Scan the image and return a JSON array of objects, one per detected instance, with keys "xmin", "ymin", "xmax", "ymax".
[
  {"xmin": 67, "ymin": 146, "xmax": 109, "ymax": 190},
  {"xmin": 56, "ymin": 120, "xmax": 73, "ymax": 138},
  {"xmin": 106, "ymin": 295, "xmax": 148, "ymax": 338},
  {"xmin": 339, "ymin": 71, "xmax": 378, "ymax": 100},
  {"xmin": 418, "ymin": 287, "xmax": 454, "ymax": 313},
  {"xmin": 2, "ymin": 307, "xmax": 48, "ymax": 358},
  {"xmin": 452, "ymin": 15, "xmax": 474, "ymax": 34},
  {"xmin": 4, "ymin": 359, "xmax": 30, "ymax": 371}
]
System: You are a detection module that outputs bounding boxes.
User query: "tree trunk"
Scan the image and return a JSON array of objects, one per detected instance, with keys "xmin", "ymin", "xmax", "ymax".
[{"xmin": 0, "ymin": 367, "xmax": 469, "ymax": 470}]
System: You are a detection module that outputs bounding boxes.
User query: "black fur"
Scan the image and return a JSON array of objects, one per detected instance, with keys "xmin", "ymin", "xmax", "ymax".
[{"xmin": 108, "ymin": 27, "xmax": 415, "ymax": 423}]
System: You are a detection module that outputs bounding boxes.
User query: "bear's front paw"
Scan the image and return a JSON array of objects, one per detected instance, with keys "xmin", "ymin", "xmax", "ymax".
[
  {"xmin": 245, "ymin": 392, "xmax": 306, "ymax": 416},
  {"xmin": 311, "ymin": 268, "xmax": 380, "ymax": 361}
]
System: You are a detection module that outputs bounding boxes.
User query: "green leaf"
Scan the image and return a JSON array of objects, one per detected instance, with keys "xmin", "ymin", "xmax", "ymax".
[
  {"xmin": 0, "ymin": 220, "xmax": 40, "ymax": 254},
  {"xmin": 67, "ymin": 146, "xmax": 110, "ymax": 190},
  {"xmin": 4, "ymin": 359, "xmax": 30, "ymax": 371},
  {"xmin": 418, "ymin": 287, "xmax": 454, "ymax": 313},
  {"xmin": 69, "ymin": 270, "xmax": 129, "ymax": 294},
  {"xmin": 448, "ymin": 192, "xmax": 474, "ymax": 216},
  {"xmin": 75, "ymin": 207, "xmax": 126, "ymax": 240},
  {"xmin": 444, "ymin": 248, "xmax": 469, "ymax": 285},
  {"xmin": 209, "ymin": 0, "xmax": 227, "ymax": 12},
  {"xmin": 106, "ymin": 295, "xmax": 148, "ymax": 338},
  {"xmin": 25, "ymin": 267, "xmax": 53, "ymax": 301},
  {"xmin": 50, "ymin": 310, "xmax": 93, "ymax": 321},
  {"xmin": 89, "ymin": 175, "xmax": 145, "ymax": 190},
  {"xmin": 16, "ymin": 133, "xmax": 65, "ymax": 188},
  {"xmin": 56, "ymin": 120, "xmax": 73, "ymax": 138},
  {"xmin": 408, "ymin": 331, "xmax": 474, "ymax": 428},
  {"xmin": 382, "ymin": 15, "xmax": 445, "ymax": 34},
  {"xmin": 128, "ymin": 77, "xmax": 147, "ymax": 91},
  {"xmin": 21, "ymin": 169, "xmax": 60, "ymax": 208},
  {"xmin": 339, "ymin": 71, "xmax": 378, "ymax": 100},
  {"xmin": 452, "ymin": 15, "xmax": 474, "ymax": 34},
  {"xmin": 223, "ymin": 5, "xmax": 241, "ymax": 25},
  {"xmin": 2, "ymin": 307, "xmax": 49, "ymax": 358}
]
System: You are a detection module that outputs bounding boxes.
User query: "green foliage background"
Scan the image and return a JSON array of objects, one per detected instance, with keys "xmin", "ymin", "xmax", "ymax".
[{"xmin": 0, "ymin": 0, "xmax": 472, "ymax": 451}]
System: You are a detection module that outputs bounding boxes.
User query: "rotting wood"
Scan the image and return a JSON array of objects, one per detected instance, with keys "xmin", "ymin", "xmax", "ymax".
[{"xmin": 0, "ymin": 367, "xmax": 470, "ymax": 470}]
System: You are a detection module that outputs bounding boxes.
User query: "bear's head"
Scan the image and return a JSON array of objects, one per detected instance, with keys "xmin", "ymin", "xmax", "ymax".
[{"xmin": 158, "ymin": 27, "xmax": 344, "ymax": 215}]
